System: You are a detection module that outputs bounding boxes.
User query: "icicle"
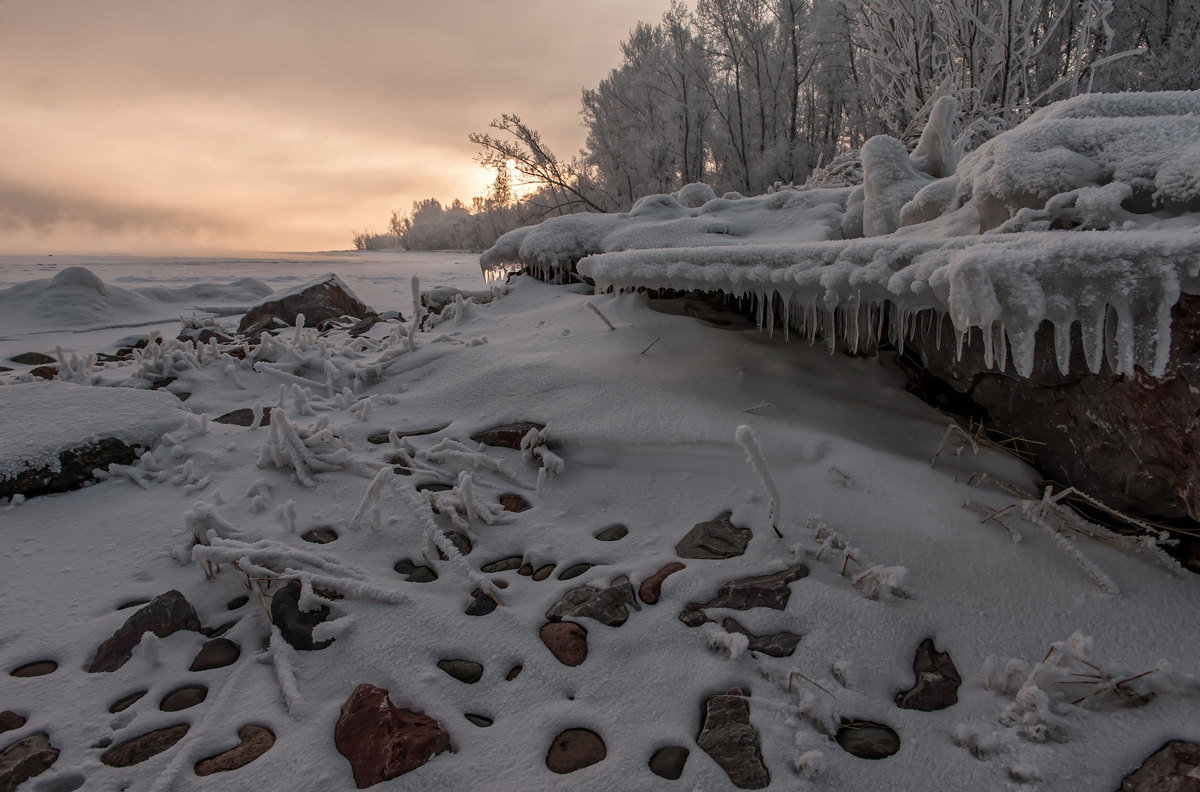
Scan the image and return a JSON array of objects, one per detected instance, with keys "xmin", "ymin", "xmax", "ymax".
[{"xmin": 1053, "ymin": 320, "xmax": 1073, "ymax": 375}]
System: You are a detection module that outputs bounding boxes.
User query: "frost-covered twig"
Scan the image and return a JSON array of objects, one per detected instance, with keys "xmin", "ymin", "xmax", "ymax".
[
  {"xmin": 586, "ymin": 300, "xmax": 616, "ymax": 331},
  {"xmin": 736, "ymin": 424, "xmax": 782, "ymax": 538}
]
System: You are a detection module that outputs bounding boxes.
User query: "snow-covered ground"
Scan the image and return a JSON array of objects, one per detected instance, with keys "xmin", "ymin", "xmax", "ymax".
[{"xmin": 2, "ymin": 254, "xmax": 1198, "ymax": 791}]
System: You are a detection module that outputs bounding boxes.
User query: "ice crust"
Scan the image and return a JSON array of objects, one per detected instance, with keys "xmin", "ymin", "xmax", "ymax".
[{"xmin": 482, "ymin": 90, "xmax": 1200, "ymax": 379}]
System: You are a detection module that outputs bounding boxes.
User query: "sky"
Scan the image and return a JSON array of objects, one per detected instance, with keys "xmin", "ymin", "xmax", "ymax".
[{"xmin": 0, "ymin": 0, "xmax": 674, "ymax": 254}]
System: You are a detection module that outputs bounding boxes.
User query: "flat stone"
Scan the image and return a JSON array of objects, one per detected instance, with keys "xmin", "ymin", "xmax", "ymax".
[
  {"xmin": 0, "ymin": 712, "xmax": 25, "ymax": 734},
  {"xmin": 335, "ymin": 684, "xmax": 451, "ymax": 787},
  {"xmin": 214, "ymin": 407, "xmax": 273, "ymax": 427},
  {"xmin": 639, "ymin": 563, "xmax": 686, "ymax": 605},
  {"xmin": 101, "ymin": 724, "xmax": 189, "ymax": 767},
  {"xmin": 499, "ymin": 493, "xmax": 532, "ymax": 512},
  {"xmin": 0, "ymin": 732, "xmax": 58, "ymax": 789},
  {"xmin": 518, "ymin": 563, "xmax": 534, "ymax": 576},
  {"xmin": 557, "ymin": 563, "xmax": 593, "ymax": 581},
  {"xmin": 540, "ymin": 622, "xmax": 588, "ymax": 667},
  {"xmin": 9, "ymin": 660, "xmax": 57, "ymax": 678},
  {"xmin": 546, "ymin": 728, "xmax": 606, "ymax": 774},
  {"xmin": 366, "ymin": 425, "xmax": 448, "ymax": 444},
  {"xmin": 160, "ymin": 685, "xmax": 208, "ymax": 712},
  {"xmin": 437, "ymin": 659, "xmax": 483, "ymax": 684},
  {"xmin": 9, "ymin": 352, "xmax": 55, "ymax": 366},
  {"xmin": 649, "ymin": 745, "xmax": 690, "ymax": 780},
  {"xmin": 238, "ymin": 274, "xmax": 373, "ymax": 335},
  {"xmin": 88, "ymin": 589, "xmax": 201, "ymax": 673},
  {"xmin": 393, "ymin": 559, "xmax": 438, "ymax": 582},
  {"xmin": 505, "ymin": 665, "xmax": 523, "ymax": 681},
  {"xmin": 835, "ymin": 720, "xmax": 900, "ymax": 760},
  {"xmin": 464, "ymin": 714, "xmax": 493, "ymax": 728},
  {"xmin": 481, "ymin": 556, "xmax": 523, "ymax": 573},
  {"xmin": 436, "ymin": 532, "xmax": 473, "ymax": 559},
  {"xmin": 470, "ymin": 422, "xmax": 546, "ymax": 450},
  {"xmin": 593, "ymin": 524, "xmax": 628, "ymax": 541},
  {"xmin": 465, "ymin": 593, "xmax": 498, "ymax": 616},
  {"xmin": 675, "ymin": 511, "xmax": 752, "ymax": 559},
  {"xmin": 697, "ymin": 688, "xmax": 769, "ymax": 789},
  {"xmin": 680, "ymin": 564, "xmax": 808, "ymax": 626},
  {"xmin": 116, "ymin": 598, "xmax": 151, "ymax": 610},
  {"xmin": 720, "ymin": 618, "xmax": 802, "ymax": 658},
  {"xmin": 108, "ymin": 691, "xmax": 146, "ymax": 714},
  {"xmin": 301, "ymin": 527, "xmax": 338, "ymax": 544},
  {"xmin": 29, "ymin": 365, "xmax": 57, "ymax": 380},
  {"xmin": 270, "ymin": 581, "xmax": 333, "ymax": 651},
  {"xmin": 546, "ymin": 578, "xmax": 640, "ymax": 627},
  {"xmin": 226, "ymin": 595, "xmax": 249, "ymax": 610},
  {"xmin": 895, "ymin": 638, "xmax": 961, "ymax": 711},
  {"xmin": 531, "ymin": 564, "xmax": 555, "ymax": 581},
  {"xmin": 194, "ymin": 725, "xmax": 275, "ymax": 776},
  {"xmin": 189, "ymin": 638, "xmax": 241, "ymax": 671},
  {"xmin": 1118, "ymin": 740, "xmax": 1200, "ymax": 791}
]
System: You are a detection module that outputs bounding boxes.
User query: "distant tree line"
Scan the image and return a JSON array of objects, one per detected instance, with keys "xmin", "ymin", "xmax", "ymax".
[{"xmin": 358, "ymin": 0, "xmax": 1198, "ymax": 250}]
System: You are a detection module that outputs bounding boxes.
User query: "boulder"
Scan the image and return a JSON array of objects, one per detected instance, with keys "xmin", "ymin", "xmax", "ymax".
[
  {"xmin": 237, "ymin": 274, "xmax": 373, "ymax": 335},
  {"xmin": 696, "ymin": 689, "xmax": 770, "ymax": 789},
  {"xmin": 895, "ymin": 638, "xmax": 961, "ymax": 711},
  {"xmin": 334, "ymin": 684, "xmax": 451, "ymax": 788},
  {"xmin": 675, "ymin": 512, "xmax": 752, "ymax": 559},
  {"xmin": 546, "ymin": 578, "xmax": 640, "ymax": 627},
  {"xmin": 906, "ymin": 298, "xmax": 1200, "ymax": 521},
  {"xmin": 87, "ymin": 590, "xmax": 201, "ymax": 673},
  {"xmin": 0, "ymin": 732, "xmax": 58, "ymax": 790},
  {"xmin": 1118, "ymin": 740, "xmax": 1200, "ymax": 791}
]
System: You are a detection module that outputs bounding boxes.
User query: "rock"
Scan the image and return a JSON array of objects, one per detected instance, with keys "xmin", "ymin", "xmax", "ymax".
[
  {"xmin": 436, "ymin": 532, "xmax": 473, "ymax": 559},
  {"xmin": 680, "ymin": 564, "xmax": 808, "ymax": 626},
  {"xmin": 540, "ymin": 622, "xmax": 588, "ymax": 667},
  {"xmin": 648, "ymin": 292, "xmax": 758, "ymax": 331},
  {"xmin": 366, "ymin": 425, "xmax": 447, "ymax": 444},
  {"xmin": 546, "ymin": 578, "xmax": 640, "ymax": 627},
  {"xmin": 421, "ymin": 286, "xmax": 494, "ymax": 315},
  {"xmin": 214, "ymin": 407, "xmax": 273, "ymax": 427},
  {"xmin": 237, "ymin": 274, "xmax": 373, "ymax": 335},
  {"xmin": 29, "ymin": 366, "xmax": 58, "ymax": 380},
  {"xmin": 9, "ymin": 352, "xmax": 56, "ymax": 366},
  {"xmin": 906, "ymin": 298, "xmax": 1200, "ymax": 521},
  {"xmin": 593, "ymin": 524, "xmax": 628, "ymax": 541},
  {"xmin": 0, "ymin": 713, "xmax": 24, "ymax": 734},
  {"xmin": 301, "ymin": 526, "xmax": 339, "ymax": 544},
  {"xmin": 481, "ymin": 556, "xmax": 523, "ymax": 573},
  {"xmin": 334, "ymin": 684, "xmax": 451, "ymax": 788},
  {"xmin": 499, "ymin": 493, "xmax": 532, "ymax": 513},
  {"xmin": 270, "ymin": 582, "xmax": 333, "ymax": 651},
  {"xmin": 469, "ymin": 422, "xmax": 545, "ymax": 450},
  {"xmin": 720, "ymin": 618, "xmax": 802, "ymax": 658},
  {"xmin": 160, "ymin": 685, "xmax": 208, "ymax": 712},
  {"xmin": 464, "ymin": 714, "xmax": 493, "ymax": 728},
  {"xmin": 194, "ymin": 725, "xmax": 275, "ymax": 776},
  {"xmin": 393, "ymin": 559, "xmax": 438, "ymax": 582},
  {"xmin": 546, "ymin": 728, "xmax": 606, "ymax": 774},
  {"xmin": 9, "ymin": 661, "xmax": 56, "ymax": 678},
  {"xmin": 108, "ymin": 691, "xmax": 146, "ymax": 713},
  {"xmin": 895, "ymin": 638, "xmax": 961, "ymax": 711},
  {"xmin": 343, "ymin": 313, "xmax": 382, "ymax": 337},
  {"xmin": 835, "ymin": 720, "xmax": 900, "ymax": 760},
  {"xmin": 465, "ymin": 593, "xmax": 498, "ymax": 616},
  {"xmin": 437, "ymin": 659, "xmax": 483, "ymax": 684},
  {"xmin": 0, "ymin": 732, "xmax": 58, "ymax": 789},
  {"xmin": 1118, "ymin": 740, "xmax": 1200, "ymax": 791},
  {"xmin": 189, "ymin": 638, "xmax": 241, "ymax": 671},
  {"xmin": 100, "ymin": 724, "xmax": 189, "ymax": 767},
  {"xmin": 531, "ymin": 564, "xmax": 555, "ymax": 581},
  {"xmin": 88, "ymin": 590, "xmax": 201, "ymax": 673},
  {"xmin": 649, "ymin": 745, "xmax": 690, "ymax": 780},
  {"xmin": 3, "ymin": 437, "xmax": 134, "ymax": 501},
  {"xmin": 675, "ymin": 512, "xmax": 752, "ymax": 559},
  {"xmin": 227, "ymin": 595, "xmax": 249, "ymax": 610},
  {"xmin": 639, "ymin": 563, "xmax": 686, "ymax": 605},
  {"xmin": 557, "ymin": 563, "xmax": 592, "ymax": 581},
  {"xmin": 696, "ymin": 688, "xmax": 770, "ymax": 789},
  {"xmin": 177, "ymin": 326, "xmax": 233, "ymax": 345}
]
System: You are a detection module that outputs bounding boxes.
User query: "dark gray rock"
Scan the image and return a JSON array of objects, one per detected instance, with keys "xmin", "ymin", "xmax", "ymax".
[
  {"xmin": 680, "ymin": 564, "xmax": 808, "ymax": 626},
  {"xmin": 108, "ymin": 691, "xmax": 146, "ymax": 714},
  {"xmin": 835, "ymin": 720, "xmax": 900, "ymax": 760},
  {"xmin": 465, "ymin": 593, "xmax": 498, "ymax": 616},
  {"xmin": 9, "ymin": 661, "xmax": 56, "ymax": 678},
  {"xmin": 214, "ymin": 407, "xmax": 273, "ymax": 427},
  {"xmin": 9, "ymin": 352, "xmax": 55, "ymax": 366},
  {"xmin": 366, "ymin": 425, "xmax": 447, "ymax": 444},
  {"xmin": 557, "ymin": 563, "xmax": 593, "ymax": 580},
  {"xmin": 88, "ymin": 590, "xmax": 201, "ymax": 673},
  {"xmin": 697, "ymin": 688, "xmax": 770, "ymax": 789},
  {"xmin": 675, "ymin": 511, "xmax": 752, "ymax": 559},
  {"xmin": 1118, "ymin": 740, "xmax": 1200, "ymax": 791},
  {"xmin": 2, "ymin": 437, "xmax": 142, "ymax": 501},
  {"xmin": 546, "ymin": 728, "xmax": 606, "ymax": 774},
  {"xmin": 0, "ymin": 713, "xmax": 24, "ymax": 735},
  {"xmin": 649, "ymin": 745, "xmax": 690, "ymax": 780},
  {"xmin": 481, "ymin": 556, "xmax": 523, "ymax": 573},
  {"xmin": 301, "ymin": 527, "xmax": 338, "ymax": 544},
  {"xmin": 720, "ymin": 618, "xmax": 802, "ymax": 658},
  {"xmin": 437, "ymin": 659, "xmax": 483, "ymax": 684},
  {"xmin": 593, "ymin": 524, "xmax": 628, "ymax": 541},
  {"xmin": 237, "ymin": 274, "xmax": 373, "ymax": 335},
  {"xmin": 464, "ymin": 714, "xmax": 493, "ymax": 728},
  {"xmin": 393, "ymin": 559, "xmax": 438, "ymax": 582},
  {"xmin": 895, "ymin": 638, "xmax": 961, "ymax": 711},
  {"xmin": 159, "ymin": 685, "xmax": 208, "ymax": 712},
  {"xmin": 0, "ymin": 732, "xmax": 58, "ymax": 791},
  {"xmin": 189, "ymin": 638, "xmax": 241, "ymax": 671},
  {"xmin": 546, "ymin": 578, "xmax": 640, "ymax": 627},
  {"xmin": 269, "ymin": 582, "xmax": 332, "ymax": 651},
  {"xmin": 469, "ymin": 422, "xmax": 545, "ymax": 450}
]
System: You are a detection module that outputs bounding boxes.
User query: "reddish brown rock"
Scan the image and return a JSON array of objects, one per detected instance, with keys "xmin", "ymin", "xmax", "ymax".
[
  {"xmin": 334, "ymin": 684, "xmax": 451, "ymax": 788},
  {"xmin": 499, "ymin": 493, "xmax": 532, "ymax": 512},
  {"xmin": 194, "ymin": 725, "xmax": 275, "ymax": 776},
  {"xmin": 1118, "ymin": 740, "xmax": 1200, "ymax": 791},
  {"xmin": 639, "ymin": 563, "xmax": 686, "ymax": 605},
  {"xmin": 9, "ymin": 661, "xmax": 56, "ymax": 678},
  {"xmin": 546, "ymin": 728, "xmax": 606, "ymax": 774},
  {"xmin": 895, "ymin": 638, "xmax": 961, "ymax": 711},
  {"xmin": 101, "ymin": 724, "xmax": 190, "ymax": 767},
  {"xmin": 29, "ymin": 365, "xmax": 57, "ymax": 380},
  {"xmin": 540, "ymin": 622, "xmax": 588, "ymax": 666},
  {"xmin": 0, "ymin": 712, "xmax": 25, "ymax": 734},
  {"xmin": 88, "ymin": 590, "xmax": 201, "ymax": 673},
  {"xmin": 238, "ymin": 274, "xmax": 373, "ymax": 335}
]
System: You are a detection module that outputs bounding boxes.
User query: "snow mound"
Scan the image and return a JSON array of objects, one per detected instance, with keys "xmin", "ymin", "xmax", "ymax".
[
  {"xmin": 0, "ymin": 381, "xmax": 185, "ymax": 480},
  {"xmin": 482, "ymin": 90, "xmax": 1200, "ymax": 379}
]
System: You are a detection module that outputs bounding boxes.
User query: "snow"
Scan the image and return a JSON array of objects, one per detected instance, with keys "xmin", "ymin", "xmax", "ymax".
[
  {"xmin": 482, "ymin": 90, "xmax": 1200, "ymax": 380},
  {"xmin": 1, "ymin": 252, "xmax": 1199, "ymax": 791}
]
